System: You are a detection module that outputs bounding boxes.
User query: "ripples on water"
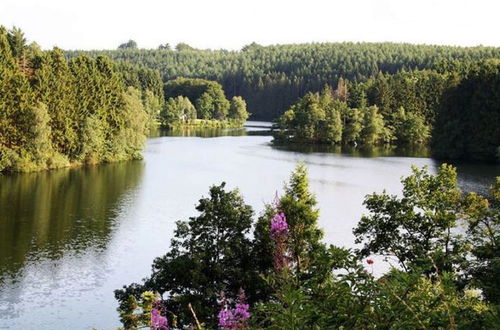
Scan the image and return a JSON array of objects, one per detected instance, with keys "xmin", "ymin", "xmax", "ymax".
[{"xmin": 0, "ymin": 122, "xmax": 498, "ymax": 329}]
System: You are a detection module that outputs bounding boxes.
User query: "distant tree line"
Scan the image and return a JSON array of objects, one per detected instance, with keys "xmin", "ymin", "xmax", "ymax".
[
  {"xmin": 65, "ymin": 42, "xmax": 500, "ymax": 120},
  {"xmin": 0, "ymin": 26, "xmax": 160, "ymax": 172}
]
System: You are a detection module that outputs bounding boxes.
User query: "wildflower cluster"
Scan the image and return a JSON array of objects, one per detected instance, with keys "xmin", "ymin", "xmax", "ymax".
[
  {"xmin": 270, "ymin": 211, "xmax": 290, "ymax": 272},
  {"xmin": 218, "ymin": 289, "xmax": 250, "ymax": 329},
  {"xmin": 270, "ymin": 212, "xmax": 288, "ymax": 238},
  {"xmin": 151, "ymin": 299, "xmax": 169, "ymax": 330}
]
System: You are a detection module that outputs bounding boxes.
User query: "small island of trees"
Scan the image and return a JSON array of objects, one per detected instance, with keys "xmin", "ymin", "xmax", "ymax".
[{"xmin": 161, "ymin": 77, "xmax": 249, "ymax": 128}]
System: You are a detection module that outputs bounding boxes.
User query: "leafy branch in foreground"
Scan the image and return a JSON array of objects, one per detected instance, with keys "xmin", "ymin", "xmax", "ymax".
[{"xmin": 116, "ymin": 164, "xmax": 499, "ymax": 329}]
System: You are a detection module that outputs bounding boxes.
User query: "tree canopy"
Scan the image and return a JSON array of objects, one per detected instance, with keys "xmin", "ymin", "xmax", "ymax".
[
  {"xmin": 65, "ymin": 42, "xmax": 500, "ymax": 120},
  {"xmin": 0, "ymin": 27, "xmax": 155, "ymax": 172}
]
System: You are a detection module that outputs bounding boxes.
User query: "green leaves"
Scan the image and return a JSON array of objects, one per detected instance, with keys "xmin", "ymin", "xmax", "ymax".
[
  {"xmin": 163, "ymin": 77, "xmax": 234, "ymax": 123},
  {"xmin": 432, "ymin": 60, "xmax": 500, "ymax": 162},
  {"xmin": 0, "ymin": 27, "xmax": 150, "ymax": 172},
  {"xmin": 162, "ymin": 96, "xmax": 197, "ymax": 125},
  {"xmin": 354, "ymin": 164, "xmax": 465, "ymax": 272},
  {"xmin": 116, "ymin": 183, "xmax": 257, "ymax": 328},
  {"xmin": 113, "ymin": 164, "xmax": 498, "ymax": 329},
  {"xmin": 228, "ymin": 96, "xmax": 250, "ymax": 123}
]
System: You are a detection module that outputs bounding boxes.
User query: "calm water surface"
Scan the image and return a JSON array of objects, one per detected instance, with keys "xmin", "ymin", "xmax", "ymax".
[{"xmin": 0, "ymin": 122, "xmax": 498, "ymax": 329}]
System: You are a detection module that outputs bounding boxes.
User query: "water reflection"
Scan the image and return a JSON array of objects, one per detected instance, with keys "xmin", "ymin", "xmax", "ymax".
[
  {"xmin": 150, "ymin": 126, "xmax": 248, "ymax": 138},
  {"xmin": 272, "ymin": 143, "xmax": 431, "ymax": 158},
  {"xmin": 0, "ymin": 122, "xmax": 497, "ymax": 329},
  {"xmin": 0, "ymin": 161, "xmax": 144, "ymax": 285},
  {"xmin": 148, "ymin": 123, "xmax": 274, "ymax": 139},
  {"xmin": 271, "ymin": 142, "xmax": 498, "ymax": 195}
]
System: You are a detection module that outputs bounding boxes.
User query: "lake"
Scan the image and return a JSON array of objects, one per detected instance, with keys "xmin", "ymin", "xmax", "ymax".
[{"xmin": 0, "ymin": 122, "xmax": 498, "ymax": 329}]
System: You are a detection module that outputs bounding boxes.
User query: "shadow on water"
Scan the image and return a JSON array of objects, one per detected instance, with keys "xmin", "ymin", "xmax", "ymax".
[
  {"xmin": 271, "ymin": 142, "xmax": 499, "ymax": 195},
  {"xmin": 149, "ymin": 126, "xmax": 247, "ymax": 138},
  {"xmin": 272, "ymin": 143, "xmax": 431, "ymax": 158},
  {"xmin": 149, "ymin": 125, "xmax": 273, "ymax": 138},
  {"xmin": 438, "ymin": 161, "xmax": 500, "ymax": 195},
  {"xmin": 0, "ymin": 161, "xmax": 145, "ymax": 284}
]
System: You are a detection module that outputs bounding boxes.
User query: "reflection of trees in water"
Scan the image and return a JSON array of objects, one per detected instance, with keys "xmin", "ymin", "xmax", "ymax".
[
  {"xmin": 272, "ymin": 143, "xmax": 431, "ymax": 158},
  {"xmin": 151, "ymin": 127, "xmax": 248, "ymax": 138},
  {"xmin": 272, "ymin": 143, "xmax": 498, "ymax": 195},
  {"xmin": 147, "ymin": 124, "xmax": 273, "ymax": 138},
  {"xmin": 0, "ymin": 161, "xmax": 144, "ymax": 282}
]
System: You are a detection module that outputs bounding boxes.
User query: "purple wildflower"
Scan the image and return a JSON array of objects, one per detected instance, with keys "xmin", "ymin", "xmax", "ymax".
[
  {"xmin": 218, "ymin": 289, "xmax": 250, "ymax": 329},
  {"xmin": 234, "ymin": 303, "xmax": 250, "ymax": 320},
  {"xmin": 151, "ymin": 308, "xmax": 169, "ymax": 330},
  {"xmin": 270, "ymin": 212, "xmax": 288, "ymax": 238},
  {"xmin": 218, "ymin": 308, "xmax": 235, "ymax": 328},
  {"xmin": 234, "ymin": 288, "xmax": 250, "ymax": 322},
  {"xmin": 270, "ymin": 211, "xmax": 290, "ymax": 272}
]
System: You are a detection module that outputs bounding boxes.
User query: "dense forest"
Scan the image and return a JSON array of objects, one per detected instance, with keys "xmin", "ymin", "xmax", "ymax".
[
  {"xmin": 115, "ymin": 164, "xmax": 500, "ymax": 329},
  {"xmin": 275, "ymin": 61, "xmax": 500, "ymax": 162},
  {"xmin": 65, "ymin": 42, "xmax": 500, "ymax": 162},
  {"xmin": 65, "ymin": 42, "xmax": 500, "ymax": 120},
  {"xmin": 0, "ymin": 27, "xmax": 162, "ymax": 172},
  {"xmin": 2, "ymin": 27, "xmax": 499, "ymax": 168}
]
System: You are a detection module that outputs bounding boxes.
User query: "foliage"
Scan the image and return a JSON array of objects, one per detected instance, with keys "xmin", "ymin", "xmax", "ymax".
[
  {"xmin": 116, "ymin": 291, "xmax": 158, "ymax": 329},
  {"xmin": 161, "ymin": 77, "xmax": 248, "ymax": 126},
  {"xmin": 275, "ymin": 87, "xmax": 390, "ymax": 146},
  {"xmin": 359, "ymin": 105, "xmax": 387, "ymax": 145},
  {"xmin": 392, "ymin": 106, "xmax": 430, "ymax": 144},
  {"xmin": 353, "ymin": 164, "xmax": 466, "ymax": 273},
  {"xmin": 65, "ymin": 39, "xmax": 500, "ymax": 161},
  {"xmin": 161, "ymin": 96, "xmax": 197, "ymax": 126},
  {"xmin": 116, "ymin": 164, "xmax": 499, "ymax": 329},
  {"xmin": 255, "ymin": 165, "xmax": 498, "ymax": 329},
  {"xmin": 463, "ymin": 177, "xmax": 500, "ymax": 303},
  {"xmin": 66, "ymin": 42, "xmax": 500, "ymax": 122},
  {"xmin": 228, "ymin": 96, "xmax": 250, "ymax": 124},
  {"xmin": 118, "ymin": 39, "xmax": 138, "ymax": 49},
  {"xmin": 115, "ymin": 61, "xmax": 165, "ymax": 125},
  {"xmin": 0, "ymin": 26, "xmax": 152, "ymax": 172},
  {"xmin": 432, "ymin": 60, "xmax": 500, "ymax": 162},
  {"xmin": 115, "ymin": 183, "xmax": 258, "ymax": 328}
]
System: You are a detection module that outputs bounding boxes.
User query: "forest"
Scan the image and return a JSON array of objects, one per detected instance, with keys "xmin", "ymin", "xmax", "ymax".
[
  {"xmin": 115, "ymin": 164, "xmax": 500, "ymax": 329},
  {"xmin": 1, "ymin": 1, "xmax": 499, "ymax": 328},
  {"xmin": 65, "ymin": 42, "xmax": 500, "ymax": 120},
  {"xmin": 274, "ymin": 61, "xmax": 500, "ymax": 162},
  {"xmin": 0, "ymin": 27, "xmax": 163, "ymax": 172},
  {"xmin": 0, "ymin": 26, "xmax": 252, "ymax": 173},
  {"xmin": 65, "ymin": 42, "xmax": 500, "ymax": 162}
]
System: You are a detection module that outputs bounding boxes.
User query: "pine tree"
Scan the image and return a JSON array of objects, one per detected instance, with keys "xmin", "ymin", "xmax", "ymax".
[{"xmin": 279, "ymin": 164, "xmax": 323, "ymax": 275}]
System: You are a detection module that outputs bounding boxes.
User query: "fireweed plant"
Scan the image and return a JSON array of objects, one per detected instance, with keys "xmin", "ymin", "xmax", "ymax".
[
  {"xmin": 218, "ymin": 289, "xmax": 251, "ymax": 330},
  {"xmin": 116, "ymin": 164, "xmax": 499, "ymax": 329},
  {"xmin": 270, "ymin": 212, "xmax": 289, "ymax": 273},
  {"xmin": 151, "ymin": 305, "xmax": 169, "ymax": 330}
]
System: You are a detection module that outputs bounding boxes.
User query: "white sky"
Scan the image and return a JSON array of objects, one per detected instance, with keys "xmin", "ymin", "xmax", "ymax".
[{"xmin": 1, "ymin": 0, "xmax": 499, "ymax": 50}]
